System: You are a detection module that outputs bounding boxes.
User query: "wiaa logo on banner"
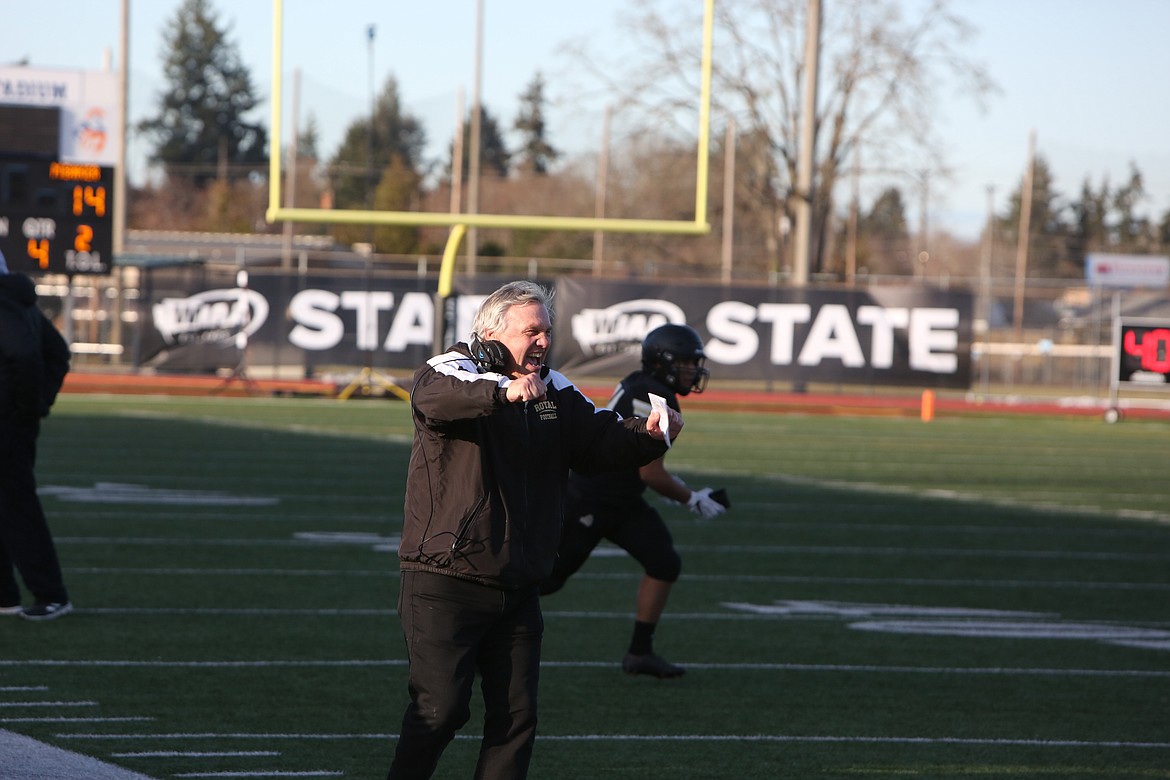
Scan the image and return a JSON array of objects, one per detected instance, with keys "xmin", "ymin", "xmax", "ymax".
[
  {"xmin": 570, "ymin": 299, "xmax": 687, "ymax": 357},
  {"xmin": 152, "ymin": 288, "xmax": 269, "ymax": 347}
]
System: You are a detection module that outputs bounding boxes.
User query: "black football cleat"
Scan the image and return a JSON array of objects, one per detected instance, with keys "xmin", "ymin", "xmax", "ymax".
[{"xmin": 622, "ymin": 652, "xmax": 685, "ymax": 679}]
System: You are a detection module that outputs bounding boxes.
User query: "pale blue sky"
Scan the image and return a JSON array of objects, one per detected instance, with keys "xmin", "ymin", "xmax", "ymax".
[{"xmin": 3, "ymin": 0, "xmax": 1168, "ymax": 242}]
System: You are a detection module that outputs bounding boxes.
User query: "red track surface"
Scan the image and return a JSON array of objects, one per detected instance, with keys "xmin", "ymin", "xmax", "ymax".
[{"xmin": 60, "ymin": 370, "xmax": 1170, "ymax": 420}]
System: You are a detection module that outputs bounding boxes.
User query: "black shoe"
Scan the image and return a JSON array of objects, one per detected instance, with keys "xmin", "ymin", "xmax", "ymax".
[
  {"xmin": 622, "ymin": 652, "xmax": 685, "ymax": 678},
  {"xmin": 21, "ymin": 601, "xmax": 72, "ymax": 621}
]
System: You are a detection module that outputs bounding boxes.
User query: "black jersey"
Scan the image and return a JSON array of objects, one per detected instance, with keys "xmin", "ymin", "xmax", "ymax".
[{"xmin": 566, "ymin": 370, "xmax": 680, "ymax": 504}]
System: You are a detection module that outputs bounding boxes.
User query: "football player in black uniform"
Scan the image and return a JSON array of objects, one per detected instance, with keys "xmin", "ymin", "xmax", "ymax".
[{"xmin": 541, "ymin": 324, "xmax": 727, "ymax": 678}]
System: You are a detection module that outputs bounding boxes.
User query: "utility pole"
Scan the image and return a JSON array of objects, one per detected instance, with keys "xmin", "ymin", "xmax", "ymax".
[
  {"xmin": 1012, "ymin": 130, "xmax": 1036, "ymax": 346},
  {"xmin": 466, "ymin": 0, "xmax": 483, "ymax": 275},
  {"xmin": 366, "ymin": 24, "xmax": 375, "ymax": 251},
  {"xmin": 791, "ymin": 0, "xmax": 822, "ymax": 287},
  {"xmin": 592, "ymin": 106, "xmax": 611, "ymax": 277},
  {"xmin": 450, "ymin": 88, "xmax": 464, "ymax": 216},
  {"xmin": 916, "ymin": 170, "xmax": 930, "ymax": 279},
  {"xmin": 720, "ymin": 119, "xmax": 737, "ymax": 285},
  {"xmin": 281, "ymin": 68, "xmax": 300, "ymax": 270},
  {"xmin": 845, "ymin": 145, "xmax": 859, "ymax": 286},
  {"xmin": 979, "ymin": 184, "xmax": 995, "ymax": 398}
]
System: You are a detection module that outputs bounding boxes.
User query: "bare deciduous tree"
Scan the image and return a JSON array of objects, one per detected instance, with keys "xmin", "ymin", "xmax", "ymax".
[{"xmin": 567, "ymin": 0, "xmax": 995, "ymax": 277}]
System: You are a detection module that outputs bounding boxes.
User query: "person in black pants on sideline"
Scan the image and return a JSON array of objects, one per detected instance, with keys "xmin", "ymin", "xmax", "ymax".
[{"xmin": 0, "ymin": 251, "xmax": 73, "ymax": 621}]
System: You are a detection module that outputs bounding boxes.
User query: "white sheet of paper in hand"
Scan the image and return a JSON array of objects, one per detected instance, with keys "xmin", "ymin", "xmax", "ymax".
[{"xmin": 647, "ymin": 393, "xmax": 671, "ymax": 448}]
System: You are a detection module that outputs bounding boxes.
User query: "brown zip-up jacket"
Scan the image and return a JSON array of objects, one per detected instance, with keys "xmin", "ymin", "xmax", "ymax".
[{"xmin": 399, "ymin": 343, "xmax": 668, "ymax": 590}]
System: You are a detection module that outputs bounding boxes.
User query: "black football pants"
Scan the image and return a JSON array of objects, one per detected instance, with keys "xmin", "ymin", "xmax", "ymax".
[
  {"xmin": 0, "ymin": 419, "xmax": 68, "ymax": 606},
  {"xmin": 388, "ymin": 570, "xmax": 543, "ymax": 780}
]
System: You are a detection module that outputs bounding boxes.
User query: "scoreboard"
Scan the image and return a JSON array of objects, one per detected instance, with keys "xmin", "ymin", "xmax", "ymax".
[
  {"xmin": 1117, "ymin": 319, "xmax": 1170, "ymax": 385},
  {"xmin": 0, "ymin": 154, "xmax": 113, "ymax": 275}
]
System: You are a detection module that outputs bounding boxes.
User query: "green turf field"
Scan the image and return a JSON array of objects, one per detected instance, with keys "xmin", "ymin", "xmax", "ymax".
[{"xmin": 2, "ymin": 394, "xmax": 1168, "ymax": 779}]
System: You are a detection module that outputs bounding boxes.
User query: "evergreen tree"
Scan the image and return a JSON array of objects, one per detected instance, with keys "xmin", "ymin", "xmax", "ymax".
[
  {"xmin": 512, "ymin": 73, "xmax": 559, "ymax": 175},
  {"xmin": 998, "ymin": 155, "xmax": 1079, "ymax": 277},
  {"xmin": 137, "ymin": 0, "xmax": 267, "ymax": 186},
  {"xmin": 1068, "ymin": 177, "xmax": 1109, "ymax": 257},
  {"xmin": 1159, "ymin": 208, "xmax": 1170, "ymax": 248},
  {"xmin": 328, "ymin": 76, "xmax": 427, "ymax": 213},
  {"xmin": 296, "ymin": 113, "xmax": 322, "ymax": 162},
  {"xmin": 1111, "ymin": 164, "xmax": 1151, "ymax": 251},
  {"xmin": 370, "ymin": 158, "xmax": 422, "ymax": 253},
  {"xmin": 863, "ymin": 188, "xmax": 910, "ymax": 239},
  {"xmin": 851, "ymin": 187, "xmax": 911, "ymax": 275},
  {"xmin": 450, "ymin": 106, "xmax": 512, "ymax": 180}
]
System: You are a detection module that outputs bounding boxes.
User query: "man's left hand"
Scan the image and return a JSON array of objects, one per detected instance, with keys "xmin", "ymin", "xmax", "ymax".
[{"xmin": 647, "ymin": 406, "xmax": 683, "ymax": 443}]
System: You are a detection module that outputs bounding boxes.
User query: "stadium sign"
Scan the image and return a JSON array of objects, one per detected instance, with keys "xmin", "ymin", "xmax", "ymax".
[
  {"xmin": 0, "ymin": 66, "xmax": 121, "ymax": 166},
  {"xmin": 136, "ymin": 273, "xmax": 972, "ymax": 388},
  {"xmin": 553, "ymin": 277, "xmax": 972, "ymax": 388},
  {"xmin": 1115, "ymin": 318, "xmax": 1170, "ymax": 386},
  {"xmin": 1085, "ymin": 253, "xmax": 1170, "ymax": 288}
]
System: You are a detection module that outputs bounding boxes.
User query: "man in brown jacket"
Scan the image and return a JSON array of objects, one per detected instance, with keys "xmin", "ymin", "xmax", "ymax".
[{"xmin": 388, "ymin": 281, "xmax": 682, "ymax": 780}]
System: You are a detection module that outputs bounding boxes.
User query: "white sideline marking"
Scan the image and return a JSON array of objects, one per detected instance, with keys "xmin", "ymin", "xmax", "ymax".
[
  {"xmin": 741, "ymin": 471, "xmax": 1170, "ymax": 526},
  {"xmin": 54, "ymin": 534, "xmax": 1170, "ymax": 562},
  {"xmin": 21, "ymin": 606, "xmax": 1167, "ymax": 628},
  {"xmin": 0, "ymin": 701, "xmax": 98, "ymax": 708},
  {"xmin": 542, "ymin": 734, "xmax": 1170, "ymax": 748},
  {"xmin": 112, "ymin": 751, "xmax": 280, "ymax": 758},
  {"xmin": 173, "ymin": 773, "xmax": 340, "ymax": 778},
  {"xmin": 71, "ymin": 568, "xmax": 396, "ymax": 578},
  {"xmin": 851, "ymin": 618, "xmax": 1170, "ymax": 641},
  {"xmin": 720, "ymin": 600, "xmax": 1170, "ymax": 652},
  {"xmin": 11, "ymin": 658, "xmax": 1164, "ymax": 677},
  {"xmin": 40, "ymin": 482, "xmax": 279, "ymax": 506},
  {"xmin": 721, "ymin": 600, "xmax": 1057, "ymax": 619},
  {"xmin": 292, "ymin": 532, "xmax": 398, "ymax": 546},
  {"xmin": 62, "ymin": 567, "xmax": 1170, "ymax": 592},
  {"xmin": 54, "ymin": 732, "xmax": 1170, "ymax": 750},
  {"xmin": 79, "ymin": 607, "xmax": 398, "ymax": 617},
  {"xmin": 0, "ymin": 717, "xmax": 153, "ymax": 724},
  {"xmin": 680, "ymin": 543, "xmax": 1170, "ymax": 562}
]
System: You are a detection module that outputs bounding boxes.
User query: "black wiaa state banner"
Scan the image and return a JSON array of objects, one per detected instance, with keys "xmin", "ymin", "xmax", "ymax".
[{"xmin": 137, "ymin": 270, "xmax": 972, "ymax": 389}]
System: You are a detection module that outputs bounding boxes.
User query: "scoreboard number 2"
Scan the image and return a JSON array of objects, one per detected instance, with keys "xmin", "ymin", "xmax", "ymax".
[{"xmin": 74, "ymin": 224, "xmax": 95, "ymax": 253}]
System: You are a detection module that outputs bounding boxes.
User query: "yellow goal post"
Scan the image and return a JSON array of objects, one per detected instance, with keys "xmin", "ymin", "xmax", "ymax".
[{"xmin": 265, "ymin": 0, "xmax": 716, "ymax": 245}]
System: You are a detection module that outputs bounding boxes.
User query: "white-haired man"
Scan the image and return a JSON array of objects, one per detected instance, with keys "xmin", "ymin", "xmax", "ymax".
[{"xmin": 387, "ymin": 280, "xmax": 683, "ymax": 780}]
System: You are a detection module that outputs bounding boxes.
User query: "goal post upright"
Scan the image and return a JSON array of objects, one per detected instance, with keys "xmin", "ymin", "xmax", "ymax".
[{"xmin": 266, "ymin": 0, "xmax": 716, "ymax": 237}]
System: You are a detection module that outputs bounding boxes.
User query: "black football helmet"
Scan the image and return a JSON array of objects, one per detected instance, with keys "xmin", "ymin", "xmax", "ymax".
[{"xmin": 641, "ymin": 324, "xmax": 710, "ymax": 395}]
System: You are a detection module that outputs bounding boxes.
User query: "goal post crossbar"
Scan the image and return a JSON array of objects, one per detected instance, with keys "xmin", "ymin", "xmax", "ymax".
[{"xmin": 266, "ymin": 0, "xmax": 715, "ymax": 236}]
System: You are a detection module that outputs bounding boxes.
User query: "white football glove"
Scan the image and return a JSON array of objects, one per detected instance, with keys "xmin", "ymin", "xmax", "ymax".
[{"xmin": 687, "ymin": 487, "xmax": 726, "ymax": 519}]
